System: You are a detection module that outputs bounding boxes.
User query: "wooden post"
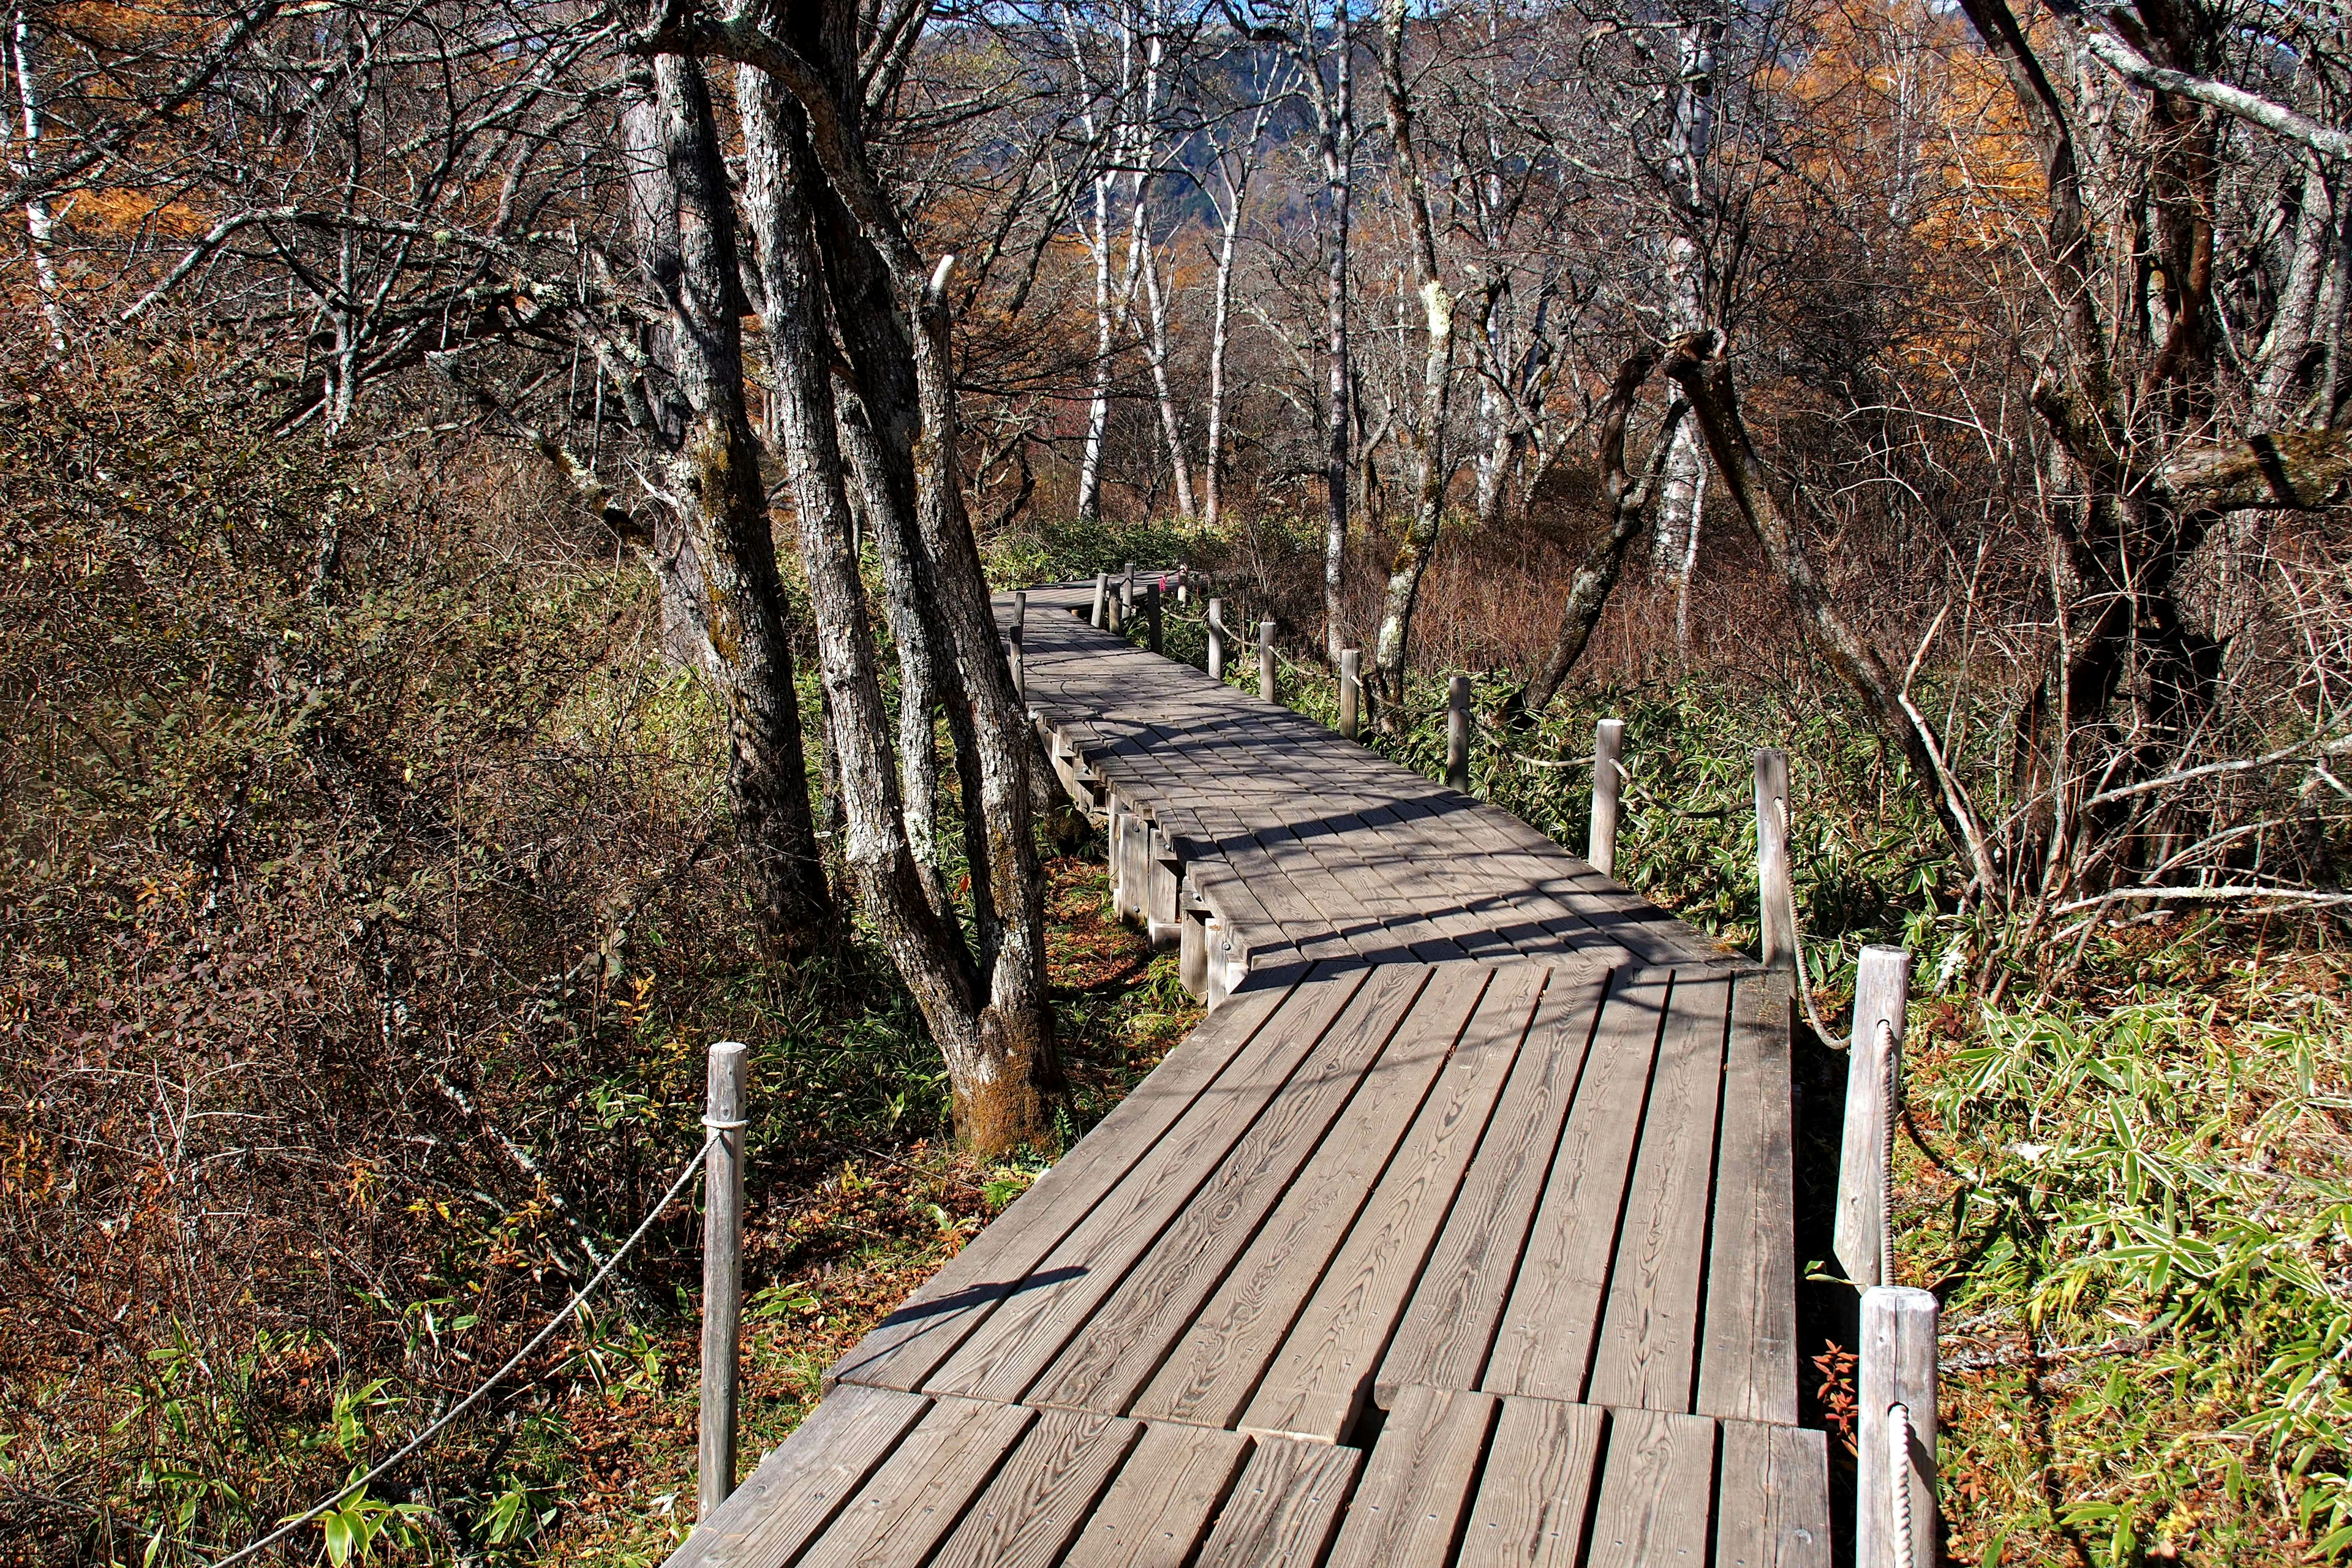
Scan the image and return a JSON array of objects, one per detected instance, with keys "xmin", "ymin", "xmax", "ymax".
[
  {"xmin": 1176, "ymin": 564, "xmax": 1189, "ymax": 605},
  {"xmin": 1754, "ymin": 748, "xmax": 1795, "ymax": 970},
  {"xmin": 1178, "ymin": 878, "xmax": 1209, "ymax": 998},
  {"xmin": 1124, "ymin": 560, "xmax": 1137, "ymax": 612},
  {"xmin": 1446, "ymin": 676, "xmax": 1471, "ymax": 791},
  {"xmin": 1589, "ymin": 718, "xmax": 1624, "ymax": 879},
  {"xmin": 1009, "ymin": 591, "xmax": 1027, "ymax": 710},
  {"xmin": 1835, "ymin": 946, "xmax": 1910, "ymax": 1287},
  {"xmin": 1146, "ymin": 582, "xmax": 1163, "ymax": 654},
  {"xmin": 1204, "ymin": 913, "xmax": 1233, "ymax": 1008},
  {"xmin": 698, "ymin": 1041, "xmax": 748, "ymax": 1524},
  {"xmin": 1091, "ymin": 571, "xmax": 1107, "ymax": 628},
  {"xmin": 1338, "ymin": 650, "xmax": 1361, "ymax": 740},
  {"xmin": 1258, "ymin": 620, "xmax": 1276, "ymax": 703},
  {"xmin": 1207, "ymin": 598, "xmax": 1225, "ymax": 682},
  {"xmin": 1858, "ymin": 1285, "xmax": 1939, "ymax": 1568},
  {"xmin": 1146, "ymin": 824, "xmax": 1181, "ymax": 951}
]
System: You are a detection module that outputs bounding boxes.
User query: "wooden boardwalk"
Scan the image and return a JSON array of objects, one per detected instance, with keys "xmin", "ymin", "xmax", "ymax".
[{"xmin": 666, "ymin": 584, "xmax": 1828, "ymax": 1568}]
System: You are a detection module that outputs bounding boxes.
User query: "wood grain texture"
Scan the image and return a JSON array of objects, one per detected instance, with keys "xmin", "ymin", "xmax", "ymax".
[
  {"xmin": 1455, "ymin": 1395, "xmax": 1605, "ymax": 1568},
  {"xmin": 1696, "ymin": 971, "xmax": 1800, "ymax": 1425},
  {"xmin": 924, "ymin": 967, "xmax": 1408, "ymax": 1404},
  {"xmin": 1715, "ymin": 1419, "xmax": 1832, "ymax": 1568},
  {"xmin": 1244, "ymin": 966, "xmax": 1547, "ymax": 1442},
  {"xmin": 925, "ymin": 1408, "xmax": 1142, "ymax": 1568},
  {"xmin": 1052, "ymin": 967, "xmax": 1491, "ymax": 1420},
  {"xmin": 1583, "ymin": 1407, "xmax": 1716, "ymax": 1568},
  {"xmin": 1324, "ymin": 1385, "xmax": 1498, "ymax": 1568},
  {"xmin": 660, "ymin": 1385, "xmax": 930, "ymax": 1568},
  {"xmin": 1376, "ymin": 969, "xmax": 1613, "ymax": 1403},
  {"xmin": 825, "ymin": 978, "xmax": 1302, "ymax": 1394},
  {"xmin": 792, "ymin": 1395, "xmax": 1036, "ymax": 1568},
  {"xmin": 1191, "ymin": 1437, "xmax": 1362, "ymax": 1568},
  {"xmin": 1483, "ymin": 971, "xmax": 1674, "ymax": 1403},
  {"xmin": 1062, "ymin": 1423, "xmax": 1253, "ymax": 1568},
  {"xmin": 1586, "ymin": 973, "xmax": 1732, "ymax": 1411}
]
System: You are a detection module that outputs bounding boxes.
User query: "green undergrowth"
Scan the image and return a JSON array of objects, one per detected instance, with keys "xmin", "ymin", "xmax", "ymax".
[{"xmin": 1153, "ymin": 616, "xmax": 2350, "ymax": 1565}]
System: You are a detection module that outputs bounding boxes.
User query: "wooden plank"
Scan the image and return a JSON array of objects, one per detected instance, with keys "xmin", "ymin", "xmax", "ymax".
[
  {"xmin": 1041, "ymin": 966, "xmax": 1494, "ymax": 1419},
  {"xmin": 1354, "ymin": 803, "xmax": 1551, "ymax": 960},
  {"xmin": 1714, "ymin": 1420, "xmax": 1832, "ymax": 1568},
  {"xmin": 1696, "ymin": 971, "xmax": 1801, "ymax": 1425},
  {"xmin": 1585, "ymin": 973, "xmax": 1732, "ymax": 1412},
  {"xmin": 1455, "ymin": 1395, "xmax": 1606, "ymax": 1568},
  {"xmin": 1379, "ymin": 793, "xmax": 1643, "ymax": 965},
  {"xmin": 1191, "ymin": 1437, "xmax": 1362, "ymax": 1568},
  {"xmin": 825, "ymin": 978, "xmax": 1306, "ymax": 1393},
  {"xmin": 1482, "ymin": 971, "xmax": 1673, "ymax": 1403},
  {"xmin": 1190, "ymin": 805, "xmax": 1362, "ymax": 969},
  {"xmin": 1375, "ymin": 968, "xmax": 1614, "ymax": 1404},
  {"xmin": 1250, "ymin": 817, "xmax": 1437, "ymax": 965},
  {"xmin": 1324, "ymin": 1385, "xmax": 1497, "ymax": 1568},
  {"xmin": 921, "ymin": 967, "xmax": 1414, "ymax": 1404},
  {"xmin": 925, "ymin": 1408, "xmax": 1142, "ymax": 1568},
  {"xmin": 793, "ymin": 1395, "xmax": 1036, "ymax": 1568},
  {"xmin": 661, "ymin": 1385, "xmax": 931, "ymax": 1568},
  {"xmin": 1583, "ymin": 1407, "xmax": 1716, "ymax": 1568},
  {"xmin": 1243, "ymin": 965, "xmax": 1549, "ymax": 1442},
  {"xmin": 1062, "ymin": 1423, "xmax": 1253, "ymax": 1568},
  {"xmin": 1261, "ymin": 809, "xmax": 1464, "ymax": 964}
]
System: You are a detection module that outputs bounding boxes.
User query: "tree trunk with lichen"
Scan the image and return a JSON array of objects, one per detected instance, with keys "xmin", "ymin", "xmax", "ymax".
[
  {"xmin": 619, "ymin": 56, "xmax": 833, "ymax": 956},
  {"xmin": 723, "ymin": 10, "xmax": 1058, "ymax": 1155}
]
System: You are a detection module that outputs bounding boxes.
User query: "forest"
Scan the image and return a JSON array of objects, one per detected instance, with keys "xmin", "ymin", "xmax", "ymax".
[{"xmin": 2, "ymin": 0, "xmax": 2350, "ymax": 1562}]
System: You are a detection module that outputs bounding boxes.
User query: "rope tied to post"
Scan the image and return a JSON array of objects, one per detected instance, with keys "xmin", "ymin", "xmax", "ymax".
[
  {"xmin": 1877, "ymin": 1016, "xmax": 1899, "ymax": 1289},
  {"xmin": 205, "ymin": 1128, "xmax": 724, "ymax": 1568},
  {"xmin": 1888, "ymin": 1400, "xmax": 1915, "ymax": 1567}
]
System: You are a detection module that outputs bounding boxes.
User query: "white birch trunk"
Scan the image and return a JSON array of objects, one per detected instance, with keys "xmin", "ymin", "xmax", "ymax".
[{"xmin": 9, "ymin": 10, "xmax": 64, "ymax": 347}]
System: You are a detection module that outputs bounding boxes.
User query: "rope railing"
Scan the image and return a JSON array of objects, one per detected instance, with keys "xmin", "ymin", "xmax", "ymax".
[
  {"xmin": 1860, "ymin": 1286, "xmax": 1938, "ymax": 1568},
  {"xmin": 1888, "ymin": 1402, "xmax": 1916, "ymax": 1568},
  {"xmin": 208, "ymin": 1126, "xmax": 725, "ymax": 1568}
]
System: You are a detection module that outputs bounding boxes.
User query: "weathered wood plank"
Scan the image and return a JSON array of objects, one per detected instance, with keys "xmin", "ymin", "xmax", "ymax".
[
  {"xmin": 824, "ymin": 978, "xmax": 1306, "ymax": 1394},
  {"xmin": 1191, "ymin": 1436, "xmax": 1362, "ymax": 1568},
  {"xmin": 1062, "ymin": 1423, "xmax": 1253, "ymax": 1568},
  {"xmin": 1455, "ymin": 1395, "xmax": 1605, "ymax": 1568},
  {"xmin": 1483, "ymin": 971, "xmax": 1674, "ymax": 1403},
  {"xmin": 1045, "ymin": 966, "xmax": 1493, "ymax": 1419},
  {"xmin": 793, "ymin": 1395, "xmax": 1036, "ymax": 1568},
  {"xmin": 661, "ymin": 1385, "xmax": 931, "ymax": 1568},
  {"xmin": 1583, "ymin": 1407, "xmax": 1716, "ymax": 1568},
  {"xmin": 1375, "ymin": 968, "xmax": 1614, "ymax": 1403},
  {"xmin": 925, "ymin": 1408, "xmax": 1142, "ymax": 1568},
  {"xmin": 1696, "ymin": 970, "xmax": 1800, "ymax": 1425},
  {"xmin": 1324, "ymin": 1385, "xmax": 1498, "ymax": 1568},
  {"xmin": 1585, "ymin": 973, "xmax": 1732, "ymax": 1412},
  {"xmin": 1715, "ymin": 1419, "xmax": 1831, "ymax": 1568},
  {"xmin": 1243, "ymin": 965, "xmax": 1548, "ymax": 1441},
  {"xmin": 922, "ymin": 967, "xmax": 1414, "ymax": 1404}
]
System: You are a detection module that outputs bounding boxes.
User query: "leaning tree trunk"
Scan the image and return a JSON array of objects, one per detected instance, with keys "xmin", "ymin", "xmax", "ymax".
[
  {"xmin": 711, "ymin": 10, "xmax": 1058, "ymax": 1152},
  {"xmin": 1521, "ymin": 350, "xmax": 1687, "ymax": 713},
  {"xmin": 622, "ymin": 56, "xmax": 834, "ymax": 956},
  {"xmin": 1367, "ymin": 0, "xmax": 1455, "ymax": 726},
  {"xmin": 737, "ymin": 75, "xmax": 1001, "ymax": 1117}
]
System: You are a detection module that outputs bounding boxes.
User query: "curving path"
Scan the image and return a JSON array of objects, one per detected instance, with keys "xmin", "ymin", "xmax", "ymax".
[{"xmin": 662, "ymin": 582, "xmax": 1830, "ymax": 1568}]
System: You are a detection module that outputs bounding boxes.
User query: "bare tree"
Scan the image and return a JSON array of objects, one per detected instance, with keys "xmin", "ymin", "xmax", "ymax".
[{"xmin": 1365, "ymin": 0, "xmax": 1457, "ymax": 721}]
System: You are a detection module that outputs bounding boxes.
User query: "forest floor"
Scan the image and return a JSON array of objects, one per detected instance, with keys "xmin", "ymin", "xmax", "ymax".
[{"xmin": 445, "ymin": 854, "xmax": 1194, "ymax": 1568}]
